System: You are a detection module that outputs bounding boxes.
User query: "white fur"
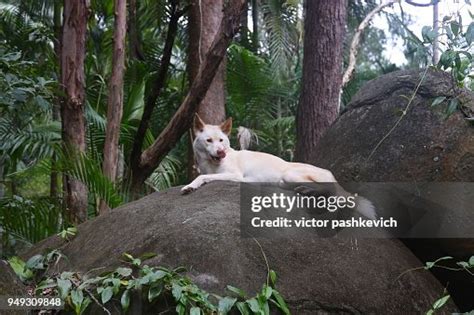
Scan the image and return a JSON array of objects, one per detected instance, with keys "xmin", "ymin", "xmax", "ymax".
[{"xmin": 182, "ymin": 115, "xmax": 376, "ymax": 219}]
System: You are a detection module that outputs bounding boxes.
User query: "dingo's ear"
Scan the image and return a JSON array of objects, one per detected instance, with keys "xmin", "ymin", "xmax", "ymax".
[
  {"xmin": 193, "ymin": 113, "xmax": 205, "ymax": 133},
  {"xmin": 220, "ymin": 117, "xmax": 232, "ymax": 135}
]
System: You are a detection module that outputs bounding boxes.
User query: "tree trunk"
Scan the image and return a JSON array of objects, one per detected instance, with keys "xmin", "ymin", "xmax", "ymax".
[
  {"xmin": 295, "ymin": 0, "xmax": 347, "ymax": 163},
  {"xmin": 61, "ymin": 0, "xmax": 89, "ymax": 223},
  {"xmin": 188, "ymin": 0, "xmax": 226, "ymax": 124},
  {"xmin": 187, "ymin": 0, "xmax": 227, "ymax": 179},
  {"xmin": 128, "ymin": 0, "xmax": 144, "ymax": 60},
  {"xmin": 100, "ymin": 0, "xmax": 127, "ymax": 214},
  {"xmin": 50, "ymin": 0, "xmax": 62, "ymax": 199},
  {"xmin": 251, "ymin": 0, "xmax": 259, "ymax": 51},
  {"xmin": 238, "ymin": 0, "xmax": 249, "ymax": 47},
  {"xmin": 129, "ymin": 0, "xmax": 246, "ymax": 194}
]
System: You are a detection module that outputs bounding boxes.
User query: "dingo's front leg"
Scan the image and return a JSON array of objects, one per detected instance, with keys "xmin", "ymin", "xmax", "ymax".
[{"xmin": 181, "ymin": 173, "xmax": 244, "ymax": 194}]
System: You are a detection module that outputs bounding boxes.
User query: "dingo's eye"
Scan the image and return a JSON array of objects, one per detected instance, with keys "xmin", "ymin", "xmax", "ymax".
[
  {"xmin": 206, "ymin": 138, "xmax": 212, "ymax": 143},
  {"xmin": 219, "ymin": 139, "xmax": 223, "ymax": 142}
]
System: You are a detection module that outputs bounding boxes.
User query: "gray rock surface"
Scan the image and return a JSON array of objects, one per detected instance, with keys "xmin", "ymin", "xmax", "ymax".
[
  {"xmin": 315, "ymin": 69, "xmax": 474, "ymax": 182},
  {"xmin": 313, "ymin": 68, "xmax": 474, "ymax": 311},
  {"xmin": 24, "ymin": 182, "xmax": 454, "ymax": 314},
  {"xmin": 0, "ymin": 260, "xmax": 28, "ymax": 315}
]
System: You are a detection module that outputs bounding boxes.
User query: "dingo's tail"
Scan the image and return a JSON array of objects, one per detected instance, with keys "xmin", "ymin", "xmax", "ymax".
[{"xmin": 356, "ymin": 196, "xmax": 377, "ymax": 219}]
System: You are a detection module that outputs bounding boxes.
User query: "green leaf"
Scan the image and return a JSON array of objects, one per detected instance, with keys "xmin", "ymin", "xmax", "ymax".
[
  {"xmin": 101, "ymin": 287, "xmax": 113, "ymax": 304},
  {"xmin": 432, "ymin": 295, "xmax": 450, "ymax": 310},
  {"xmin": 451, "ymin": 21, "xmax": 460, "ymax": 36},
  {"xmin": 123, "ymin": 253, "xmax": 134, "ymax": 261},
  {"xmin": 457, "ymin": 261, "xmax": 469, "ymax": 268},
  {"xmin": 148, "ymin": 283, "xmax": 163, "ymax": 302},
  {"xmin": 57, "ymin": 279, "xmax": 72, "ymax": 300},
  {"xmin": 261, "ymin": 300, "xmax": 270, "ymax": 315},
  {"xmin": 465, "ymin": 22, "xmax": 474, "ymax": 45},
  {"xmin": 121, "ymin": 289, "xmax": 130, "ymax": 312},
  {"xmin": 79, "ymin": 297, "xmax": 91, "ymax": 315},
  {"xmin": 272, "ymin": 289, "xmax": 290, "ymax": 315},
  {"xmin": 469, "ymin": 256, "xmax": 474, "ymax": 266},
  {"xmin": 269, "ymin": 270, "xmax": 277, "ymax": 286},
  {"xmin": 262, "ymin": 285, "xmax": 273, "ymax": 299},
  {"xmin": 236, "ymin": 301, "xmax": 250, "ymax": 315},
  {"xmin": 35, "ymin": 279, "xmax": 57, "ymax": 292},
  {"xmin": 226, "ymin": 285, "xmax": 247, "ymax": 298},
  {"xmin": 190, "ymin": 307, "xmax": 201, "ymax": 315},
  {"xmin": 218, "ymin": 297, "xmax": 237, "ymax": 314},
  {"xmin": 439, "ymin": 50, "xmax": 455, "ymax": 69},
  {"xmin": 435, "ymin": 256, "xmax": 453, "ymax": 262},
  {"xmin": 422, "ymin": 26, "xmax": 436, "ymax": 43},
  {"xmin": 176, "ymin": 303, "xmax": 185, "ymax": 315},
  {"xmin": 247, "ymin": 298, "xmax": 260, "ymax": 313},
  {"xmin": 116, "ymin": 267, "xmax": 132, "ymax": 277},
  {"xmin": 446, "ymin": 98, "xmax": 459, "ymax": 116},
  {"xmin": 7, "ymin": 256, "xmax": 33, "ymax": 281},
  {"xmin": 71, "ymin": 289, "xmax": 84, "ymax": 313},
  {"xmin": 446, "ymin": 25, "xmax": 454, "ymax": 40},
  {"xmin": 425, "ymin": 256, "xmax": 453, "ymax": 269},
  {"xmin": 26, "ymin": 254, "xmax": 44, "ymax": 270},
  {"xmin": 111, "ymin": 278, "xmax": 121, "ymax": 294},
  {"xmin": 172, "ymin": 283, "xmax": 183, "ymax": 301},
  {"xmin": 431, "ymin": 96, "xmax": 446, "ymax": 107}
]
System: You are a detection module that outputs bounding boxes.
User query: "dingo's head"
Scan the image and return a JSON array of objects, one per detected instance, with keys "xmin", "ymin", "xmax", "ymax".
[{"xmin": 193, "ymin": 114, "xmax": 232, "ymax": 164}]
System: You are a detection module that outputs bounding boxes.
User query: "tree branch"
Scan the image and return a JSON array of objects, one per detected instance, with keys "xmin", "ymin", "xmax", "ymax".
[
  {"xmin": 132, "ymin": 0, "xmax": 246, "ymax": 187},
  {"xmin": 342, "ymin": 0, "xmax": 400, "ymax": 88},
  {"xmin": 130, "ymin": 0, "xmax": 183, "ymax": 172}
]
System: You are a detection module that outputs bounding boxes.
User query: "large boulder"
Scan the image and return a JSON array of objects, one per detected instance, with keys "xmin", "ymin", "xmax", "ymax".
[
  {"xmin": 0, "ymin": 260, "xmax": 28, "ymax": 315},
  {"xmin": 313, "ymin": 69, "xmax": 474, "ymax": 311},
  {"xmin": 25, "ymin": 182, "xmax": 454, "ymax": 314},
  {"xmin": 315, "ymin": 69, "xmax": 474, "ymax": 182}
]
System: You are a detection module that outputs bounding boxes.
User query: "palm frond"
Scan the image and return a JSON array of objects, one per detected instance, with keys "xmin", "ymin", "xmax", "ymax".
[
  {"xmin": 0, "ymin": 195, "xmax": 63, "ymax": 246},
  {"xmin": 0, "ymin": 118, "xmax": 61, "ymax": 168},
  {"xmin": 56, "ymin": 150, "xmax": 124, "ymax": 209},
  {"xmin": 261, "ymin": 0, "xmax": 299, "ymax": 78},
  {"xmin": 145, "ymin": 154, "xmax": 181, "ymax": 191}
]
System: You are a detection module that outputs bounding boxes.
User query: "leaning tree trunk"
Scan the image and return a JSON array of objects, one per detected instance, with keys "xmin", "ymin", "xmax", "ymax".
[
  {"xmin": 129, "ymin": 0, "xmax": 246, "ymax": 194},
  {"xmin": 99, "ymin": 0, "xmax": 127, "ymax": 214},
  {"xmin": 188, "ymin": 0, "xmax": 226, "ymax": 124},
  {"xmin": 60, "ymin": 0, "xmax": 90, "ymax": 224},
  {"xmin": 295, "ymin": 0, "xmax": 347, "ymax": 163}
]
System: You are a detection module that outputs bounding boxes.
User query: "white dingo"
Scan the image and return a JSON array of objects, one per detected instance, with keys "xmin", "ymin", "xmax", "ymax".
[{"xmin": 182, "ymin": 114, "xmax": 376, "ymax": 219}]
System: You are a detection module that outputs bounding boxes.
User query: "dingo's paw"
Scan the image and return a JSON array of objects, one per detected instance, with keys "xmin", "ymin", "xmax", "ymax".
[{"xmin": 181, "ymin": 185, "xmax": 196, "ymax": 194}]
